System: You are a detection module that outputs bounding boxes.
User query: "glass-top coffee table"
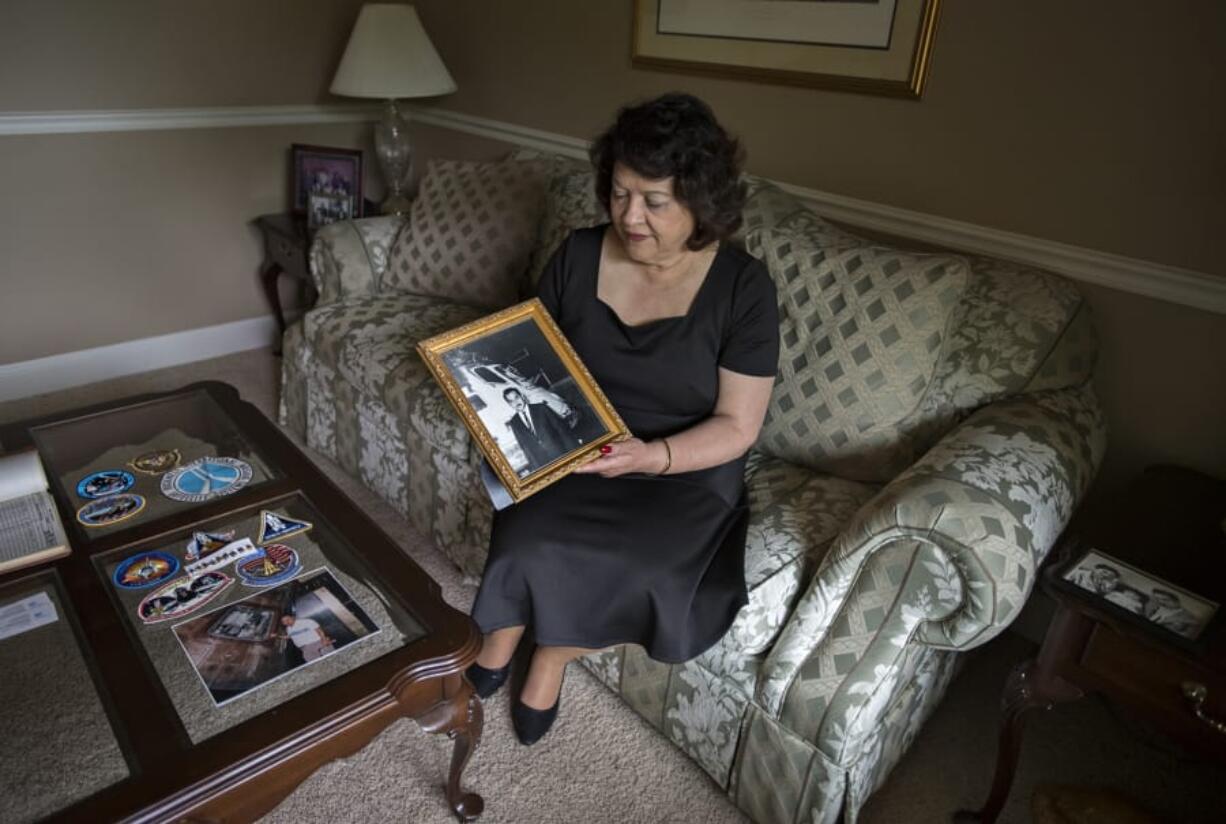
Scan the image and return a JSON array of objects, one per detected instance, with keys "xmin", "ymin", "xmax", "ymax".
[{"xmin": 0, "ymin": 382, "xmax": 483, "ymax": 823}]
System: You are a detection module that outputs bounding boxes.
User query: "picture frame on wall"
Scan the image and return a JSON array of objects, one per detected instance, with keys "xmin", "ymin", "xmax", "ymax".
[
  {"xmin": 416, "ymin": 299, "xmax": 629, "ymax": 504},
  {"xmin": 290, "ymin": 144, "xmax": 363, "ymax": 220},
  {"xmin": 632, "ymin": 0, "xmax": 942, "ymax": 99},
  {"xmin": 1056, "ymin": 547, "xmax": 1219, "ymax": 648}
]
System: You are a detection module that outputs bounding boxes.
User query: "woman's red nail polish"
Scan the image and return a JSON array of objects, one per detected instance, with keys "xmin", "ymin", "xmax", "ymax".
[{"xmin": 600, "ymin": 445, "xmax": 612, "ymax": 454}]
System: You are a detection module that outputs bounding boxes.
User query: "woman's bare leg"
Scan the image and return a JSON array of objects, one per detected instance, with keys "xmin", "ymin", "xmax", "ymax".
[
  {"xmin": 475, "ymin": 626, "xmax": 525, "ymax": 669},
  {"xmin": 521, "ymin": 645, "xmax": 590, "ymax": 709}
]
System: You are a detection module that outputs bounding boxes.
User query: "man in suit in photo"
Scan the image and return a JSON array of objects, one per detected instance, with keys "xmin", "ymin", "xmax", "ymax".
[{"xmin": 503, "ymin": 388, "xmax": 580, "ymax": 473}]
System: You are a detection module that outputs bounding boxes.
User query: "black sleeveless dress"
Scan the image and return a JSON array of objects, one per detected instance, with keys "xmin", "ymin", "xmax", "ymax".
[{"xmin": 469, "ymin": 225, "xmax": 779, "ymax": 663}]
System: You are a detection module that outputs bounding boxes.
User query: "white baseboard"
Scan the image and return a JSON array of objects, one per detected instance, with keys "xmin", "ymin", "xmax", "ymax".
[{"xmin": 0, "ymin": 316, "xmax": 284, "ymax": 403}]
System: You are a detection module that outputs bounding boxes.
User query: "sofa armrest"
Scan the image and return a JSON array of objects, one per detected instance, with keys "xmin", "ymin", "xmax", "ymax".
[
  {"xmin": 309, "ymin": 215, "xmax": 405, "ymax": 305},
  {"xmin": 757, "ymin": 382, "xmax": 1106, "ymax": 718}
]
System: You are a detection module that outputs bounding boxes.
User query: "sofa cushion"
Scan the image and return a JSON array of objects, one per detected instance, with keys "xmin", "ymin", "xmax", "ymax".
[
  {"xmin": 301, "ymin": 292, "xmax": 486, "ymax": 425},
  {"xmin": 745, "ymin": 228, "xmax": 969, "ymax": 482},
  {"xmin": 526, "ymin": 167, "xmax": 606, "ymax": 292},
  {"xmin": 383, "ymin": 158, "xmax": 548, "ymax": 308}
]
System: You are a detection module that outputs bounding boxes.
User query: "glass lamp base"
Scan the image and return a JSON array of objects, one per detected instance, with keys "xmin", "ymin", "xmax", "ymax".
[
  {"xmin": 375, "ymin": 99, "xmax": 413, "ymax": 217},
  {"xmin": 380, "ymin": 194, "xmax": 413, "ymax": 217}
]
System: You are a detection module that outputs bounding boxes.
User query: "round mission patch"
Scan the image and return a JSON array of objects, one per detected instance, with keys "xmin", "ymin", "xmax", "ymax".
[
  {"xmin": 130, "ymin": 448, "xmax": 182, "ymax": 475},
  {"xmin": 160, "ymin": 457, "xmax": 253, "ymax": 503},
  {"xmin": 78, "ymin": 493, "xmax": 146, "ymax": 528},
  {"xmin": 76, "ymin": 469, "xmax": 135, "ymax": 499},
  {"xmin": 113, "ymin": 550, "xmax": 180, "ymax": 589},
  {"xmin": 235, "ymin": 543, "xmax": 302, "ymax": 588}
]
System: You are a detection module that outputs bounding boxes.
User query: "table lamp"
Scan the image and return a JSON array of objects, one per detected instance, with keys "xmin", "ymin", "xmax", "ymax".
[{"xmin": 330, "ymin": 3, "xmax": 457, "ymax": 216}]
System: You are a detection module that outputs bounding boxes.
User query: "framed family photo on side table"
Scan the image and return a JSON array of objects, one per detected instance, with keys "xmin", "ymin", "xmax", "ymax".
[
  {"xmin": 417, "ymin": 299, "xmax": 629, "ymax": 504},
  {"xmin": 1056, "ymin": 547, "xmax": 1220, "ymax": 648},
  {"xmin": 290, "ymin": 144, "xmax": 363, "ymax": 228}
]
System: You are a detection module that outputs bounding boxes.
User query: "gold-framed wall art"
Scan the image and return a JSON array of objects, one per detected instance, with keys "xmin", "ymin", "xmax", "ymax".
[
  {"xmin": 416, "ymin": 299, "xmax": 630, "ymax": 504},
  {"xmin": 632, "ymin": 0, "xmax": 941, "ymax": 99}
]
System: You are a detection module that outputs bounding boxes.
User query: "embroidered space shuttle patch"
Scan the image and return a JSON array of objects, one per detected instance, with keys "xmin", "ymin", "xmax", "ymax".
[{"xmin": 256, "ymin": 510, "xmax": 313, "ymax": 545}]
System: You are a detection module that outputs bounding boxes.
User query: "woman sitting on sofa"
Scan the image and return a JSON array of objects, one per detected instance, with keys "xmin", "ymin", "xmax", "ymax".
[{"xmin": 466, "ymin": 92, "xmax": 780, "ymax": 745}]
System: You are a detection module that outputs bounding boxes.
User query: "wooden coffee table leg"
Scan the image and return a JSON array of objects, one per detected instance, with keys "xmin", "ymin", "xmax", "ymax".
[
  {"xmin": 417, "ymin": 676, "xmax": 485, "ymax": 821},
  {"xmin": 446, "ymin": 689, "xmax": 484, "ymax": 821}
]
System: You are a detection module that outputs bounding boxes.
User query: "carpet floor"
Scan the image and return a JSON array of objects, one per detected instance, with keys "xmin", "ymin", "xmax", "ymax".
[{"xmin": 1, "ymin": 349, "xmax": 1219, "ymax": 824}]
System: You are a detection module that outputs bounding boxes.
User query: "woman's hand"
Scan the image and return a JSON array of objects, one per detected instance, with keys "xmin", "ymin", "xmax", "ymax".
[{"xmin": 572, "ymin": 437, "xmax": 668, "ymax": 478}]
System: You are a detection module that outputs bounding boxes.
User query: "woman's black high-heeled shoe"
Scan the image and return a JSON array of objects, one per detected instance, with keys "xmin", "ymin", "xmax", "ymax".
[
  {"xmin": 512, "ymin": 673, "xmax": 565, "ymax": 745},
  {"xmin": 465, "ymin": 661, "xmax": 510, "ymax": 699},
  {"xmin": 512, "ymin": 695, "xmax": 560, "ymax": 746}
]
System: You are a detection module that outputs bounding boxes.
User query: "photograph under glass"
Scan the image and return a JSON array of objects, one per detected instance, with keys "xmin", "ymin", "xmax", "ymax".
[
  {"xmin": 95, "ymin": 493, "xmax": 425, "ymax": 743},
  {"xmin": 173, "ymin": 568, "xmax": 381, "ymax": 706}
]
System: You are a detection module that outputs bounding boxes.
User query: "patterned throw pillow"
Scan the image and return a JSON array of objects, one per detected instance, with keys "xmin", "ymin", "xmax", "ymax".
[
  {"xmin": 745, "ymin": 228, "xmax": 970, "ymax": 482},
  {"xmin": 736, "ymin": 178, "xmax": 862, "ymax": 249},
  {"xmin": 383, "ymin": 158, "xmax": 549, "ymax": 308},
  {"xmin": 525, "ymin": 167, "xmax": 606, "ymax": 293}
]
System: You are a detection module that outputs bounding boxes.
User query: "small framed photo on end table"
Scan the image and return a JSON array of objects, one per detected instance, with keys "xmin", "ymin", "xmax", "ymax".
[
  {"xmin": 307, "ymin": 191, "xmax": 355, "ymax": 231},
  {"xmin": 1056, "ymin": 547, "xmax": 1220, "ymax": 647},
  {"xmin": 291, "ymin": 144, "xmax": 363, "ymax": 225},
  {"xmin": 417, "ymin": 299, "xmax": 630, "ymax": 504}
]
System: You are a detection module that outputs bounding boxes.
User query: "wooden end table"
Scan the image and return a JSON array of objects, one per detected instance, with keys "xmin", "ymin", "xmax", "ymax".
[
  {"xmin": 0, "ymin": 382, "xmax": 484, "ymax": 822},
  {"xmin": 958, "ymin": 465, "xmax": 1226, "ymax": 823},
  {"xmin": 256, "ymin": 214, "xmax": 315, "ymax": 352}
]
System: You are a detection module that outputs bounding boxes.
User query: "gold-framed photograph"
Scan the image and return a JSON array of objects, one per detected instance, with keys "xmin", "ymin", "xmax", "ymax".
[
  {"xmin": 632, "ymin": 0, "xmax": 941, "ymax": 99},
  {"xmin": 417, "ymin": 299, "xmax": 630, "ymax": 504}
]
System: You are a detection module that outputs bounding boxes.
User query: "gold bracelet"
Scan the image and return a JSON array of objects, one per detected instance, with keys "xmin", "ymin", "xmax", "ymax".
[{"xmin": 659, "ymin": 438, "xmax": 672, "ymax": 475}]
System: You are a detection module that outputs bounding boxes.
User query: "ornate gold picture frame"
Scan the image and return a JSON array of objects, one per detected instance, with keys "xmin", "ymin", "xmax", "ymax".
[
  {"xmin": 417, "ymin": 299, "xmax": 630, "ymax": 504},
  {"xmin": 632, "ymin": 0, "xmax": 941, "ymax": 99}
]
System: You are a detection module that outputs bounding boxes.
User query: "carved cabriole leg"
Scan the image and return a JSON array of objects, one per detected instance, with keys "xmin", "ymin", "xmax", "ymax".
[
  {"xmin": 260, "ymin": 262, "xmax": 288, "ymax": 336},
  {"xmin": 445, "ymin": 690, "xmax": 484, "ymax": 821},
  {"xmin": 954, "ymin": 607, "xmax": 1090, "ymax": 824},
  {"xmin": 415, "ymin": 674, "xmax": 485, "ymax": 821}
]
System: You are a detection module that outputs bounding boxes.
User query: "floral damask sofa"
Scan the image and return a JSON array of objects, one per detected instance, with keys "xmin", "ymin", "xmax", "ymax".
[{"xmin": 279, "ymin": 150, "xmax": 1106, "ymax": 824}]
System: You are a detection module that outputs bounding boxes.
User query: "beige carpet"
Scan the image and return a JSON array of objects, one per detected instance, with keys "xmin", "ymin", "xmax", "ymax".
[{"xmin": 1, "ymin": 349, "xmax": 1219, "ymax": 824}]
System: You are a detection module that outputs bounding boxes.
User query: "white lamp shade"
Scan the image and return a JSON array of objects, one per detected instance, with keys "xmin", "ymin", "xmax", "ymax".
[{"xmin": 330, "ymin": 4, "xmax": 457, "ymax": 99}]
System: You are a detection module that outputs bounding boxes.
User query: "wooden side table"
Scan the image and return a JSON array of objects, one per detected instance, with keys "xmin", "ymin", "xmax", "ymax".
[
  {"xmin": 960, "ymin": 465, "xmax": 1226, "ymax": 823},
  {"xmin": 257, "ymin": 213, "xmax": 316, "ymax": 352}
]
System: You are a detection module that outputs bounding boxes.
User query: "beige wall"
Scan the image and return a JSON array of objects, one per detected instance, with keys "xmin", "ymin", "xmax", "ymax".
[
  {"xmin": 0, "ymin": 122, "xmax": 504, "ymax": 364},
  {"xmin": 0, "ymin": 0, "xmax": 363, "ymax": 110},
  {"xmin": 1084, "ymin": 284, "xmax": 1226, "ymax": 493},
  {"xmin": 409, "ymin": 0, "xmax": 1226, "ymax": 495},
  {"xmin": 414, "ymin": 0, "xmax": 1225, "ymax": 276},
  {"xmin": 2, "ymin": 124, "xmax": 359, "ymax": 362},
  {"xmin": 0, "ymin": 1, "xmax": 1222, "ymax": 495},
  {"xmin": 0, "ymin": 0, "xmax": 363, "ymax": 364}
]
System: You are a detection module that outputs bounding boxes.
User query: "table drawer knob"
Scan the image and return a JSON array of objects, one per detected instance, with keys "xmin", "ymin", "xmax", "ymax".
[{"xmin": 1181, "ymin": 681, "xmax": 1226, "ymax": 735}]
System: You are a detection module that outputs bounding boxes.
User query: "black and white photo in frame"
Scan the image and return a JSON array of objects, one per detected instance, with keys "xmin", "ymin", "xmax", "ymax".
[
  {"xmin": 1062, "ymin": 548, "xmax": 1218, "ymax": 641},
  {"xmin": 418, "ymin": 299, "xmax": 629, "ymax": 503}
]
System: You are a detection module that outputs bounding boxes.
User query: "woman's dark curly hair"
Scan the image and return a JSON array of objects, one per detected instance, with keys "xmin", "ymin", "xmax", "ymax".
[{"xmin": 590, "ymin": 93, "xmax": 746, "ymax": 250}]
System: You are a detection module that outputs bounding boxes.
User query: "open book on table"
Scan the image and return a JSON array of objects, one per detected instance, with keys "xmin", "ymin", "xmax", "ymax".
[
  {"xmin": 0, "ymin": 450, "xmax": 70, "ymax": 574},
  {"xmin": 417, "ymin": 299, "xmax": 630, "ymax": 509}
]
